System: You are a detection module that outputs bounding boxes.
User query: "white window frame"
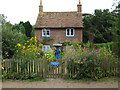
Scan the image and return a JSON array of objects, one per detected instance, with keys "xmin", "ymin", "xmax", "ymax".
[
  {"xmin": 66, "ymin": 28, "xmax": 75, "ymax": 37},
  {"xmin": 42, "ymin": 45, "xmax": 50, "ymax": 52},
  {"xmin": 42, "ymin": 29, "xmax": 50, "ymax": 37}
]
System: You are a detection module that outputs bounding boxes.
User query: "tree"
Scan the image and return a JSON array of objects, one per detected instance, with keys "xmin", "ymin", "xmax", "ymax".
[
  {"xmin": 83, "ymin": 9, "xmax": 115, "ymax": 44},
  {"xmin": 83, "ymin": 14, "xmax": 95, "ymax": 47},
  {"xmin": 112, "ymin": 2, "xmax": 120, "ymax": 57},
  {"xmin": 20, "ymin": 21, "xmax": 32, "ymax": 38},
  {"xmin": 1, "ymin": 14, "xmax": 28, "ymax": 59},
  {"xmin": 12, "ymin": 23, "xmax": 26, "ymax": 34}
]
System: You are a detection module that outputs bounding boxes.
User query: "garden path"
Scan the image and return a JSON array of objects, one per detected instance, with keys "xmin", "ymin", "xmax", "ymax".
[{"xmin": 2, "ymin": 78, "xmax": 118, "ymax": 88}]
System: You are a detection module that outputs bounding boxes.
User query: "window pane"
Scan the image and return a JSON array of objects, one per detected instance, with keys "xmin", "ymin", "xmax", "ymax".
[
  {"xmin": 67, "ymin": 29, "xmax": 69, "ymax": 35},
  {"xmin": 43, "ymin": 29, "xmax": 45, "ymax": 36},
  {"xmin": 47, "ymin": 46, "xmax": 50, "ymax": 51},
  {"xmin": 43, "ymin": 46, "xmax": 46, "ymax": 52},
  {"xmin": 71, "ymin": 29, "xmax": 74, "ymax": 35},
  {"xmin": 47, "ymin": 30, "xmax": 50, "ymax": 35}
]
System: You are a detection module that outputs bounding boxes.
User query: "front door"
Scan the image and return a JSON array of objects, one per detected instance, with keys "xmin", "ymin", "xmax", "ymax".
[{"xmin": 55, "ymin": 46, "xmax": 60, "ymax": 60}]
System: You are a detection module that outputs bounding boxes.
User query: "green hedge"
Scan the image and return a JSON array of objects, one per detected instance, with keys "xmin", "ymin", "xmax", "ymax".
[{"xmin": 94, "ymin": 42, "xmax": 113, "ymax": 50}]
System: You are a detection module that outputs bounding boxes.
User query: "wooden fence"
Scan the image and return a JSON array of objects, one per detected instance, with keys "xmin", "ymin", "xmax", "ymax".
[
  {"xmin": 3, "ymin": 58, "xmax": 118, "ymax": 79},
  {"xmin": 3, "ymin": 58, "xmax": 68, "ymax": 78}
]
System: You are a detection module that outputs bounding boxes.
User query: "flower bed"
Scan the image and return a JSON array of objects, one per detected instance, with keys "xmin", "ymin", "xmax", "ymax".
[{"xmin": 62, "ymin": 44, "xmax": 119, "ymax": 80}]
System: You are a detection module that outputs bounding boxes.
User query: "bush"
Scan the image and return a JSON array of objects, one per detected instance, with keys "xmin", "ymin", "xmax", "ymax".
[
  {"xmin": 13, "ymin": 36, "xmax": 44, "ymax": 59},
  {"xmin": 2, "ymin": 28, "xmax": 28, "ymax": 59},
  {"xmin": 7, "ymin": 72, "xmax": 41, "ymax": 80},
  {"xmin": 62, "ymin": 44, "xmax": 119, "ymax": 80},
  {"xmin": 94, "ymin": 42, "xmax": 113, "ymax": 50}
]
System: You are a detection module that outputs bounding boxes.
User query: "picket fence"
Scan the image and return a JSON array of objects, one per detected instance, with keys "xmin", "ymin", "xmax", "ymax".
[
  {"xmin": 3, "ymin": 58, "xmax": 69, "ymax": 78},
  {"xmin": 3, "ymin": 58, "xmax": 118, "ymax": 79}
]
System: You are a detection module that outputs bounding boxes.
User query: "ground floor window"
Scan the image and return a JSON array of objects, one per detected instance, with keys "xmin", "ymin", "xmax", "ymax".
[{"xmin": 42, "ymin": 45, "xmax": 50, "ymax": 52}]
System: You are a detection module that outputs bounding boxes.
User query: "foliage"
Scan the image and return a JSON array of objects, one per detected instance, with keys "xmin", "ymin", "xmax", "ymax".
[
  {"xmin": 45, "ymin": 48, "xmax": 56, "ymax": 61},
  {"xmin": 14, "ymin": 36, "xmax": 44, "ymax": 59},
  {"xmin": 94, "ymin": 42, "xmax": 113, "ymax": 50},
  {"xmin": 40, "ymin": 38, "xmax": 53, "ymax": 45},
  {"xmin": 2, "ymin": 29, "xmax": 28, "ymax": 59},
  {"xmin": 1, "ymin": 15, "xmax": 28, "ymax": 59},
  {"xmin": 62, "ymin": 40, "xmax": 84, "ymax": 48},
  {"xmin": 62, "ymin": 43, "xmax": 119, "ymax": 80},
  {"xmin": 1, "ymin": 59, "xmax": 10, "ymax": 80},
  {"xmin": 83, "ymin": 9, "xmax": 115, "ymax": 44},
  {"xmin": 7, "ymin": 72, "xmax": 42, "ymax": 80},
  {"xmin": 112, "ymin": 2, "xmax": 120, "ymax": 57},
  {"xmin": 31, "ymin": 25, "xmax": 35, "ymax": 37},
  {"xmin": 12, "ymin": 23, "xmax": 26, "ymax": 34},
  {"xmin": 20, "ymin": 21, "xmax": 32, "ymax": 38}
]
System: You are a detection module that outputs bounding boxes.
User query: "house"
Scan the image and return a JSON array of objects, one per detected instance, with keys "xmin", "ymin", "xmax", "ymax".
[{"xmin": 35, "ymin": 0, "xmax": 83, "ymax": 59}]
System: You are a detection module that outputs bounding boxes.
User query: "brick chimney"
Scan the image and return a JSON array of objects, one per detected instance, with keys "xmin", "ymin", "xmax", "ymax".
[
  {"xmin": 39, "ymin": 0, "xmax": 43, "ymax": 12},
  {"xmin": 77, "ymin": 0, "xmax": 82, "ymax": 12}
]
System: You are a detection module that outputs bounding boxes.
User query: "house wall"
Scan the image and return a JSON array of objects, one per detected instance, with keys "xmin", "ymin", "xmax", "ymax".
[{"xmin": 35, "ymin": 28, "xmax": 82, "ymax": 47}]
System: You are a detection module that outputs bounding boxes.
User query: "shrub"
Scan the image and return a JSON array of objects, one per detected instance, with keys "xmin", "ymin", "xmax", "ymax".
[
  {"xmin": 94, "ymin": 42, "xmax": 113, "ymax": 50},
  {"xmin": 62, "ymin": 44, "xmax": 119, "ymax": 80},
  {"xmin": 2, "ymin": 28, "xmax": 28, "ymax": 59},
  {"xmin": 13, "ymin": 36, "xmax": 44, "ymax": 59},
  {"xmin": 45, "ymin": 48, "xmax": 56, "ymax": 61}
]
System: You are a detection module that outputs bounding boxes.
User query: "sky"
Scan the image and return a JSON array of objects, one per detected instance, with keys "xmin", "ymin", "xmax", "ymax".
[{"xmin": 0, "ymin": 0, "xmax": 114, "ymax": 25}]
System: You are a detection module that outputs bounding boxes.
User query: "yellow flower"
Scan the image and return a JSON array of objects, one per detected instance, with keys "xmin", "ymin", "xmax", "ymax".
[
  {"xmin": 17, "ymin": 43, "xmax": 21, "ymax": 47},
  {"xmin": 39, "ymin": 44, "xmax": 43, "ymax": 47},
  {"xmin": 35, "ymin": 40, "xmax": 38, "ymax": 42},
  {"xmin": 27, "ymin": 40, "xmax": 29, "ymax": 43},
  {"xmin": 3, "ymin": 60, "xmax": 5, "ymax": 62},
  {"xmin": 2, "ymin": 67, "xmax": 4, "ymax": 70},
  {"xmin": 25, "ymin": 43, "xmax": 26, "ymax": 45},
  {"xmin": 16, "ymin": 50, "xmax": 18, "ymax": 52},
  {"xmin": 71, "ymin": 45, "xmax": 73, "ymax": 47},
  {"xmin": 2, "ymin": 75, "xmax": 3, "ymax": 77},
  {"xmin": 30, "ymin": 37, "xmax": 33, "ymax": 40},
  {"xmin": 23, "ymin": 46, "xmax": 25, "ymax": 49},
  {"xmin": 27, "ymin": 45, "xmax": 30, "ymax": 48}
]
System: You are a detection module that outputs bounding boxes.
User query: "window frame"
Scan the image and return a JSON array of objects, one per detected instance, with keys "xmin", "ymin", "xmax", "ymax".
[
  {"xmin": 42, "ymin": 45, "xmax": 51, "ymax": 52},
  {"xmin": 66, "ymin": 28, "xmax": 75, "ymax": 37},
  {"xmin": 42, "ymin": 29, "xmax": 51, "ymax": 37}
]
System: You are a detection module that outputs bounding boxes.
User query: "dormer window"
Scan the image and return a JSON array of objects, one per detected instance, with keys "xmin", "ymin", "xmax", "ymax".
[
  {"xmin": 66, "ymin": 28, "xmax": 75, "ymax": 37},
  {"xmin": 42, "ymin": 29, "xmax": 50, "ymax": 37}
]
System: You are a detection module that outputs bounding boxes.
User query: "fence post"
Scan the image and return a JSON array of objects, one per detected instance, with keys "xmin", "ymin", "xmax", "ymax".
[
  {"xmin": 43, "ymin": 57, "xmax": 47, "ymax": 78},
  {"xmin": 65, "ymin": 59, "xmax": 68, "ymax": 78},
  {"xmin": 17, "ymin": 59, "xmax": 18, "ymax": 73}
]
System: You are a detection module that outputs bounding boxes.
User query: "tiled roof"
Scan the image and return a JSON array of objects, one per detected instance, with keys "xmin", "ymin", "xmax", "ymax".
[{"xmin": 35, "ymin": 12, "xmax": 83, "ymax": 28}]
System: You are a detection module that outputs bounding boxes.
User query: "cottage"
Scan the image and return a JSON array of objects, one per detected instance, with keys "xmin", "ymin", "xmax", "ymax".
[{"xmin": 35, "ymin": 0, "xmax": 83, "ymax": 58}]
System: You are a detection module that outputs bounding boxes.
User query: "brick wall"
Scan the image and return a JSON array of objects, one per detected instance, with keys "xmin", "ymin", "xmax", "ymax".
[{"xmin": 35, "ymin": 28, "xmax": 82, "ymax": 47}]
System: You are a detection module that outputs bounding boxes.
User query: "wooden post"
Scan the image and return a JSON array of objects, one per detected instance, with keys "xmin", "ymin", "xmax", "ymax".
[
  {"xmin": 43, "ymin": 57, "xmax": 47, "ymax": 78},
  {"xmin": 28, "ymin": 59, "xmax": 29, "ymax": 74},
  {"xmin": 33, "ymin": 60, "xmax": 34, "ymax": 73},
  {"xmin": 17, "ymin": 59, "xmax": 18, "ymax": 73},
  {"xmin": 30, "ymin": 60, "xmax": 31, "ymax": 74},
  {"xmin": 38, "ymin": 59, "xmax": 39, "ymax": 74}
]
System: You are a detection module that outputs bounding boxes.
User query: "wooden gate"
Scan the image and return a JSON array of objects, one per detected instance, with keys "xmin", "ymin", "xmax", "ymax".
[{"xmin": 44, "ymin": 59, "xmax": 67, "ymax": 78}]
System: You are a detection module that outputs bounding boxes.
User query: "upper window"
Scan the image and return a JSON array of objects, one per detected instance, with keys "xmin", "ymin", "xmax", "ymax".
[
  {"xmin": 66, "ymin": 28, "xmax": 75, "ymax": 37},
  {"xmin": 42, "ymin": 45, "xmax": 50, "ymax": 52},
  {"xmin": 42, "ymin": 29, "xmax": 50, "ymax": 37}
]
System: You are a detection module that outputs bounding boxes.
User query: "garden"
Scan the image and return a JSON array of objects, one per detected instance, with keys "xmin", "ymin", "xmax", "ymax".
[
  {"xmin": 1, "ymin": 1, "xmax": 120, "ymax": 82},
  {"xmin": 1, "ymin": 38, "xmax": 119, "ymax": 81}
]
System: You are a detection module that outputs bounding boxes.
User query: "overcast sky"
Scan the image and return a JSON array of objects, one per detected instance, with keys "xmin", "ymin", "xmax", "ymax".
[{"xmin": 0, "ymin": 0, "xmax": 114, "ymax": 25}]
